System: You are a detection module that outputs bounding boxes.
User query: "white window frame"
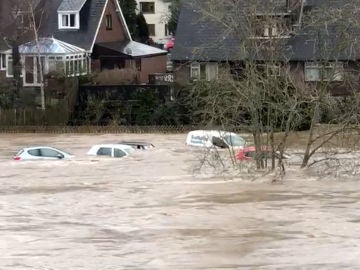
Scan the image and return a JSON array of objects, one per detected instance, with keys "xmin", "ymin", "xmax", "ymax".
[
  {"xmin": 267, "ymin": 64, "xmax": 281, "ymax": 77},
  {"xmin": 190, "ymin": 62, "xmax": 218, "ymax": 81},
  {"xmin": 58, "ymin": 12, "xmax": 80, "ymax": 29},
  {"xmin": 22, "ymin": 55, "xmax": 45, "ymax": 87},
  {"xmin": 65, "ymin": 53, "xmax": 89, "ymax": 77},
  {"xmin": 0, "ymin": 53, "xmax": 6, "ymax": 70},
  {"xmin": 264, "ymin": 24, "xmax": 278, "ymax": 37},
  {"xmin": 6, "ymin": 55, "xmax": 13, "ymax": 77},
  {"xmin": 190, "ymin": 62, "xmax": 201, "ymax": 81},
  {"xmin": 206, "ymin": 62, "xmax": 219, "ymax": 81},
  {"xmin": 305, "ymin": 62, "xmax": 344, "ymax": 82},
  {"xmin": 21, "ymin": 53, "xmax": 89, "ymax": 86}
]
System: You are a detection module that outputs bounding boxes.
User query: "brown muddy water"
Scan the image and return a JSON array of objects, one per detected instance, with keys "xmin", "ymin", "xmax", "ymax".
[{"xmin": 0, "ymin": 133, "xmax": 360, "ymax": 269}]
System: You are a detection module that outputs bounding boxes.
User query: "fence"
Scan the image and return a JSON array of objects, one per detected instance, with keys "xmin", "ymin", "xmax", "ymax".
[
  {"xmin": 0, "ymin": 125, "xmax": 246, "ymax": 134},
  {"xmin": 0, "ymin": 108, "xmax": 72, "ymax": 126}
]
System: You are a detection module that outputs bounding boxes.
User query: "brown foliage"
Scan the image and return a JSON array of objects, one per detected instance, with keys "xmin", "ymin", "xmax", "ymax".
[{"xmin": 92, "ymin": 68, "xmax": 138, "ymax": 85}]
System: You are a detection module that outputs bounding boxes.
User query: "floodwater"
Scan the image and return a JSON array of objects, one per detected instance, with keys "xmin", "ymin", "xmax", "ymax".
[{"xmin": 0, "ymin": 133, "xmax": 360, "ymax": 269}]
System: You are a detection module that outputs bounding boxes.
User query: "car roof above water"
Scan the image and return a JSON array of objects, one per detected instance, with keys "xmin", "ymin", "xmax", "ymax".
[
  {"xmin": 186, "ymin": 130, "xmax": 245, "ymax": 148},
  {"xmin": 118, "ymin": 141, "xmax": 155, "ymax": 149},
  {"xmin": 88, "ymin": 144, "xmax": 133, "ymax": 151}
]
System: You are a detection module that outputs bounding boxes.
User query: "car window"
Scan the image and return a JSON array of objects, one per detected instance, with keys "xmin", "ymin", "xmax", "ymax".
[
  {"xmin": 212, "ymin": 136, "xmax": 229, "ymax": 148},
  {"xmin": 96, "ymin": 147, "xmax": 112, "ymax": 156},
  {"xmin": 28, "ymin": 149, "xmax": 41, "ymax": 156},
  {"xmin": 224, "ymin": 134, "xmax": 245, "ymax": 147},
  {"xmin": 114, "ymin": 148, "xmax": 127, "ymax": 158},
  {"xmin": 41, "ymin": 148, "xmax": 64, "ymax": 158}
]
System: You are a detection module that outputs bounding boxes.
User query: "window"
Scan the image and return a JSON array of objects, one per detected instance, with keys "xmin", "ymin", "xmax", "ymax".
[
  {"xmin": 147, "ymin": 24, "xmax": 155, "ymax": 36},
  {"xmin": 64, "ymin": 54, "xmax": 88, "ymax": 76},
  {"xmin": 23, "ymin": 56, "xmax": 45, "ymax": 86},
  {"xmin": 305, "ymin": 62, "xmax": 344, "ymax": 82},
  {"xmin": 253, "ymin": 17, "xmax": 290, "ymax": 39},
  {"xmin": 264, "ymin": 24, "xmax": 278, "ymax": 37},
  {"xmin": 135, "ymin": 59, "xmax": 141, "ymax": 71},
  {"xmin": 165, "ymin": 24, "xmax": 169, "ymax": 36},
  {"xmin": 96, "ymin": 147, "xmax": 112, "ymax": 156},
  {"xmin": 62, "ymin": 14, "xmax": 75, "ymax": 27},
  {"xmin": 190, "ymin": 62, "xmax": 218, "ymax": 81},
  {"xmin": 58, "ymin": 13, "xmax": 79, "ymax": 29},
  {"xmin": 140, "ymin": 2, "xmax": 155, "ymax": 13},
  {"xmin": 48, "ymin": 56, "xmax": 64, "ymax": 73},
  {"xmin": 267, "ymin": 64, "xmax": 281, "ymax": 76},
  {"xmin": 114, "ymin": 148, "xmax": 126, "ymax": 158},
  {"xmin": 6, "ymin": 55, "xmax": 13, "ymax": 77},
  {"xmin": 105, "ymin": 14, "xmax": 112, "ymax": 30},
  {"xmin": 0, "ymin": 54, "xmax": 6, "ymax": 70},
  {"xmin": 257, "ymin": 63, "xmax": 281, "ymax": 77},
  {"xmin": 28, "ymin": 149, "xmax": 41, "ymax": 156},
  {"xmin": 40, "ymin": 148, "xmax": 63, "ymax": 158}
]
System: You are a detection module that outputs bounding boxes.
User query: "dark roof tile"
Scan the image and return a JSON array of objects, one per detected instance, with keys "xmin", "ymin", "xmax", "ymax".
[
  {"xmin": 39, "ymin": 0, "xmax": 106, "ymax": 51},
  {"xmin": 172, "ymin": 0, "xmax": 360, "ymax": 62},
  {"xmin": 57, "ymin": 0, "xmax": 87, "ymax": 12}
]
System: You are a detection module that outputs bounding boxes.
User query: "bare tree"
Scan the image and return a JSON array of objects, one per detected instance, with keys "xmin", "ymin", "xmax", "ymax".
[
  {"xmin": 25, "ymin": 0, "xmax": 46, "ymax": 110},
  {"xmin": 181, "ymin": 0, "xmax": 360, "ymax": 177},
  {"xmin": 297, "ymin": 1, "xmax": 360, "ymax": 167},
  {"xmin": 3, "ymin": 0, "xmax": 46, "ymax": 110}
]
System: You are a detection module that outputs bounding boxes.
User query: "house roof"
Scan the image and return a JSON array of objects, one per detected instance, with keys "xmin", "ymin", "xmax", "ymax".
[
  {"xmin": 171, "ymin": 0, "xmax": 360, "ymax": 62},
  {"xmin": 39, "ymin": 0, "xmax": 108, "ymax": 52},
  {"xmin": 57, "ymin": 0, "xmax": 87, "ymax": 12},
  {"xmin": 97, "ymin": 41, "xmax": 167, "ymax": 57},
  {"xmin": 14, "ymin": 37, "xmax": 86, "ymax": 54},
  {"xmin": 36, "ymin": 0, "xmax": 132, "ymax": 52},
  {"xmin": 171, "ymin": 2, "xmax": 245, "ymax": 62}
]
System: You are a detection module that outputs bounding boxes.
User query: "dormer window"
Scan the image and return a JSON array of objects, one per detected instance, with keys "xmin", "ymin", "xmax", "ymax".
[
  {"xmin": 252, "ymin": 16, "xmax": 291, "ymax": 39},
  {"xmin": 57, "ymin": 0, "xmax": 87, "ymax": 30},
  {"xmin": 62, "ymin": 14, "xmax": 76, "ymax": 27},
  {"xmin": 58, "ymin": 12, "xmax": 79, "ymax": 29}
]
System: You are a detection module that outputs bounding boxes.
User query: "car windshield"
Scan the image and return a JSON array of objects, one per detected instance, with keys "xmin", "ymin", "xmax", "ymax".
[{"xmin": 223, "ymin": 134, "xmax": 245, "ymax": 147}]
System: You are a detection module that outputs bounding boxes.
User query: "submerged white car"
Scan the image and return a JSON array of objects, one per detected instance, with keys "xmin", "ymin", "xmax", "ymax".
[
  {"xmin": 87, "ymin": 144, "xmax": 134, "ymax": 158},
  {"xmin": 118, "ymin": 141, "xmax": 155, "ymax": 150},
  {"xmin": 13, "ymin": 146, "xmax": 73, "ymax": 160},
  {"xmin": 186, "ymin": 130, "xmax": 246, "ymax": 149}
]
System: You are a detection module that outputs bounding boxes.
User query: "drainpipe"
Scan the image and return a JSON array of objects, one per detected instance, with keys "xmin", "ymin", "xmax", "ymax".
[{"xmin": 298, "ymin": 0, "xmax": 305, "ymax": 27}]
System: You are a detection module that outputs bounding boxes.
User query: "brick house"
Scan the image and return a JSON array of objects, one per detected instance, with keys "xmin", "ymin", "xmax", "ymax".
[{"xmin": 0, "ymin": 0, "xmax": 168, "ymax": 87}]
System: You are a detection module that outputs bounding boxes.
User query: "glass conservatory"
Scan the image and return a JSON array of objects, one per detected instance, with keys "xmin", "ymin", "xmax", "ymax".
[{"xmin": 5, "ymin": 37, "xmax": 90, "ymax": 86}]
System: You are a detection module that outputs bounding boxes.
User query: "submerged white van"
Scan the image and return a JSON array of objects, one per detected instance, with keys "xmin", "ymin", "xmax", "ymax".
[{"xmin": 186, "ymin": 130, "xmax": 246, "ymax": 149}]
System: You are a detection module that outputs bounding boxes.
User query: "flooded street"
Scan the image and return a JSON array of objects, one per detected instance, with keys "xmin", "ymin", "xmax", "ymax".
[{"xmin": 0, "ymin": 133, "xmax": 360, "ymax": 269}]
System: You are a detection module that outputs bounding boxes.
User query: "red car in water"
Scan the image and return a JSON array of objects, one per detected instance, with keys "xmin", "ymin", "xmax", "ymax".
[
  {"xmin": 236, "ymin": 146, "xmax": 289, "ymax": 161},
  {"xmin": 164, "ymin": 36, "xmax": 175, "ymax": 51},
  {"xmin": 236, "ymin": 146, "xmax": 266, "ymax": 161}
]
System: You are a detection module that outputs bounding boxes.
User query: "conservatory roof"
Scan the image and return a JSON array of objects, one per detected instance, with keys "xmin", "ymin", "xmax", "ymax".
[
  {"xmin": 8, "ymin": 37, "xmax": 86, "ymax": 55},
  {"xmin": 57, "ymin": 0, "xmax": 87, "ymax": 12}
]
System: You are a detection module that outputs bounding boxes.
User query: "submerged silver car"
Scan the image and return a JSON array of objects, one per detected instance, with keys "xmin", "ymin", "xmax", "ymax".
[{"xmin": 13, "ymin": 146, "xmax": 74, "ymax": 160}]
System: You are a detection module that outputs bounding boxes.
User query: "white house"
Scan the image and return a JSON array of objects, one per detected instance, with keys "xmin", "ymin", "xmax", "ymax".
[{"xmin": 135, "ymin": 0, "xmax": 171, "ymax": 42}]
